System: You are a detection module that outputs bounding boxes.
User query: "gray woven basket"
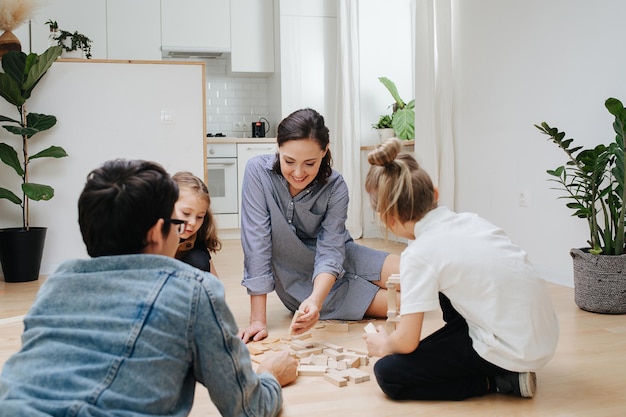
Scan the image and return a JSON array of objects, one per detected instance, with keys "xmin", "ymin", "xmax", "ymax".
[{"xmin": 570, "ymin": 248, "xmax": 626, "ymax": 314}]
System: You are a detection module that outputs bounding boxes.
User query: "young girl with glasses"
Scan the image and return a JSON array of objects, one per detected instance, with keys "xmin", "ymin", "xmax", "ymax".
[{"xmin": 172, "ymin": 171, "xmax": 221, "ymax": 276}]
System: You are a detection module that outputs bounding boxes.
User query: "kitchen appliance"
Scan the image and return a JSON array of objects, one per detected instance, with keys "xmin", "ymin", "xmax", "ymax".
[
  {"xmin": 206, "ymin": 143, "xmax": 238, "ymax": 214},
  {"xmin": 252, "ymin": 117, "xmax": 270, "ymax": 138}
]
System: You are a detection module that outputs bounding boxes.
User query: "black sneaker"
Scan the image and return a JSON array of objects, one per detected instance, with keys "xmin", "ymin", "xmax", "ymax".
[{"xmin": 494, "ymin": 371, "xmax": 536, "ymax": 398}]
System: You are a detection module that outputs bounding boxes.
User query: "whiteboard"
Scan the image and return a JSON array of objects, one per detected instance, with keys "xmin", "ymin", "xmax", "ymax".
[{"xmin": 0, "ymin": 59, "xmax": 206, "ymax": 275}]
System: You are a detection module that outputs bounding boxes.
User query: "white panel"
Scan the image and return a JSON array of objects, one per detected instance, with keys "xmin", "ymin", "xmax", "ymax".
[{"xmin": 0, "ymin": 61, "xmax": 205, "ymax": 274}]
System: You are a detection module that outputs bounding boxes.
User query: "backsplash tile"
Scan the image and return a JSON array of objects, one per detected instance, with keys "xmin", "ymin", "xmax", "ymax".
[{"xmin": 204, "ymin": 57, "xmax": 270, "ymax": 137}]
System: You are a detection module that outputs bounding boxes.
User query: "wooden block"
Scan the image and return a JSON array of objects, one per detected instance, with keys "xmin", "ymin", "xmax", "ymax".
[
  {"xmin": 291, "ymin": 332, "xmax": 312, "ymax": 340},
  {"xmin": 342, "ymin": 355, "xmax": 360, "ymax": 368},
  {"xmin": 312, "ymin": 354, "xmax": 328, "ymax": 366},
  {"xmin": 290, "ymin": 339, "xmax": 316, "ymax": 350},
  {"xmin": 247, "ymin": 345, "xmax": 266, "ymax": 356},
  {"xmin": 299, "ymin": 354, "xmax": 314, "ymax": 365},
  {"xmin": 294, "ymin": 347, "xmax": 324, "ymax": 358},
  {"xmin": 322, "ymin": 348, "xmax": 345, "ymax": 360},
  {"xmin": 387, "ymin": 274, "xmax": 401, "ymax": 285},
  {"xmin": 324, "ymin": 372, "xmax": 348, "ymax": 387},
  {"xmin": 324, "ymin": 321, "xmax": 349, "ymax": 332},
  {"xmin": 297, "ymin": 365, "xmax": 327, "ymax": 376},
  {"xmin": 364, "ymin": 322, "xmax": 378, "ymax": 334},
  {"xmin": 336, "ymin": 360, "xmax": 348, "ymax": 370},
  {"xmin": 289, "ymin": 310, "xmax": 304, "ymax": 335},
  {"xmin": 327, "ymin": 358, "xmax": 338, "ymax": 369},
  {"xmin": 342, "ymin": 368, "xmax": 371, "ymax": 383},
  {"xmin": 262, "ymin": 337, "xmax": 281, "ymax": 344},
  {"xmin": 319, "ymin": 341, "xmax": 343, "ymax": 352}
]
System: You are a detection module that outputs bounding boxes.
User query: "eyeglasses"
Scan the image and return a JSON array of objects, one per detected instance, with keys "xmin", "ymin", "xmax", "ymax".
[{"xmin": 164, "ymin": 218, "xmax": 187, "ymax": 234}]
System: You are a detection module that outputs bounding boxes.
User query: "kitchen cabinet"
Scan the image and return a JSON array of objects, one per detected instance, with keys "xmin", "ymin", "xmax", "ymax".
[
  {"xmin": 230, "ymin": 0, "xmax": 275, "ymax": 74},
  {"xmin": 206, "ymin": 139, "xmax": 276, "ymax": 236},
  {"xmin": 161, "ymin": 0, "xmax": 230, "ymax": 53},
  {"xmin": 107, "ymin": 0, "xmax": 161, "ymax": 60},
  {"xmin": 236, "ymin": 142, "xmax": 277, "ymax": 228}
]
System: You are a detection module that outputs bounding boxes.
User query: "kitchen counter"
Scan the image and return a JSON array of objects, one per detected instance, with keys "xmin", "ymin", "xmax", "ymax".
[{"xmin": 205, "ymin": 137, "xmax": 276, "ymax": 144}]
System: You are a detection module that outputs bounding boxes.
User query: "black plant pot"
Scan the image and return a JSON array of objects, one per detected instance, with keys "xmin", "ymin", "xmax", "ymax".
[{"xmin": 0, "ymin": 227, "xmax": 47, "ymax": 283}]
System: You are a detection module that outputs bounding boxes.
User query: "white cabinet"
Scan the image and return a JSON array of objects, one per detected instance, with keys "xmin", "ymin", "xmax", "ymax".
[
  {"xmin": 230, "ymin": 0, "xmax": 275, "ymax": 74},
  {"xmin": 161, "ymin": 0, "xmax": 231, "ymax": 53},
  {"xmin": 236, "ymin": 142, "xmax": 277, "ymax": 227},
  {"xmin": 107, "ymin": 0, "xmax": 161, "ymax": 60}
]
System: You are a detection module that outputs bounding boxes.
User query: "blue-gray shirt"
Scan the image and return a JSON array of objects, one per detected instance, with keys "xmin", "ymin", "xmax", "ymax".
[
  {"xmin": 240, "ymin": 154, "xmax": 387, "ymax": 320},
  {"xmin": 0, "ymin": 255, "xmax": 282, "ymax": 417}
]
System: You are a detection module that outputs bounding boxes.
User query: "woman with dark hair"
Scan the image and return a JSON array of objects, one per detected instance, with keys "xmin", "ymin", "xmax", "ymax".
[{"xmin": 237, "ymin": 108, "xmax": 400, "ymax": 343}]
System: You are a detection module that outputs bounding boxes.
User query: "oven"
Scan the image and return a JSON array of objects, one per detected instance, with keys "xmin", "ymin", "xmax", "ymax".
[{"xmin": 206, "ymin": 143, "xmax": 238, "ymax": 214}]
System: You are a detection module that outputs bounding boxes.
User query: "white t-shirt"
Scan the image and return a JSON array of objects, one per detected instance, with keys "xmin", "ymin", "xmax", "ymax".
[{"xmin": 400, "ymin": 206, "xmax": 559, "ymax": 372}]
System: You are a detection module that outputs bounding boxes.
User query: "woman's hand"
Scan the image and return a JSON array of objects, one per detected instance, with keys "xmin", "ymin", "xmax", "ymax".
[
  {"xmin": 237, "ymin": 320, "xmax": 268, "ymax": 343},
  {"xmin": 290, "ymin": 299, "xmax": 321, "ymax": 335},
  {"xmin": 362, "ymin": 324, "xmax": 390, "ymax": 357}
]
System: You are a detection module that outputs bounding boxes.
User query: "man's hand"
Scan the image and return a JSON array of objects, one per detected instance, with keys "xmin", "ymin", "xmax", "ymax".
[{"xmin": 257, "ymin": 351, "xmax": 298, "ymax": 387}]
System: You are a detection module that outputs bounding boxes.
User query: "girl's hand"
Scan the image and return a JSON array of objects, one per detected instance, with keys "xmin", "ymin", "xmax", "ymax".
[
  {"xmin": 290, "ymin": 299, "xmax": 321, "ymax": 335},
  {"xmin": 362, "ymin": 325, "xmax": 390, "ymax": 357},
  {"xmin": 237, "ymin": 320, "xmax": 268, "ymax": 343}
]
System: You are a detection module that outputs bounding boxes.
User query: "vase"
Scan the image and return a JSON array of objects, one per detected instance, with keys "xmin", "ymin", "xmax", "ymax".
[
  {"xmin": 0, "ymin": 30, "xmax": 21, "ymax": 59},
  {"xmin": 570, "ymin": 248, "xmax": 626, "ymax": 314},
  {"xmin": 376, "ymin": 128, "xmax": 395, "ymax": 142},
  {"xmin": 0, "ymin": 227, "xmax": 47, "ymax": 282}
]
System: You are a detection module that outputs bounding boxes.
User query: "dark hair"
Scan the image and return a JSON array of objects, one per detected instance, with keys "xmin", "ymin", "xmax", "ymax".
[
  {"xmin": 365, "ymin": 138, "xmax": 436, "ymax": 228},
  {"xmin": 78, "ymin": 159, "xmax": 179, "ymax": 257},
  {"xmin": 272, "ymin": 108, "xmax": 333, "ymax": 183}
]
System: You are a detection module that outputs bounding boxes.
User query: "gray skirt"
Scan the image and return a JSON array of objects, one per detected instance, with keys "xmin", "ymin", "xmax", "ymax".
[{"xmin": 270, "ymin": 209, "xmax": 388, "ymax": 320}]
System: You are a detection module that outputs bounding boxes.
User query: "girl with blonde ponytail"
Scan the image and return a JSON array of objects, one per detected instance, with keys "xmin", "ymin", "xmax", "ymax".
[{"xmin": 363, "ymin": 138, "xmax": 559, "ymax": 402}]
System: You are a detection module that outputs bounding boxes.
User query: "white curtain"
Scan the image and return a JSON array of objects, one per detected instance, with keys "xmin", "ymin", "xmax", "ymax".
[
  {"xmin": 414, "ymin": 0, "xmax": 455, "ymax": 208},
  {"xmin": 335, "ymin": 0, "xmax": 363, "ymax": 237}
]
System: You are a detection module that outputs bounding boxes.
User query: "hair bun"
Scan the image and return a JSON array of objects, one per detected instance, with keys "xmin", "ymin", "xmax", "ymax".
[{"xmin": 367, "ymin": 137, "xmax": 403, "ymax": 166}]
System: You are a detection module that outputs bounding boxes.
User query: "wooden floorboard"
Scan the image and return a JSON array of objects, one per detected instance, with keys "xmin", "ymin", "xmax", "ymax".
[{"xmin": 2, "ymin": 238, "xmax": 625, "ymax": 416}]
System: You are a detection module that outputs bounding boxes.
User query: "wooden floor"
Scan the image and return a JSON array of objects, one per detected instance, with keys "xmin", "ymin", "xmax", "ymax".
[{"xmin": 2, "ymin": 238, "xmax": 626, "ymax": 416}]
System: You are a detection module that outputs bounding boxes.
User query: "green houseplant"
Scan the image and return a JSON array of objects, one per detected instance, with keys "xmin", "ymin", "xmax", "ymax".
[
  {"xmin": 45, "ymin": 20, "xmax": 92, "ymax": 59},
  {"xmin": 378, "ymin": 76, "xmax": 415, "ymax": 140},
  {"xmin": 0, "ymin": 45, "xmax": 66, "ymax": 282},
  {"xmin": 536, "ymin": 97, "xmax": 626, "ymax": 313}
]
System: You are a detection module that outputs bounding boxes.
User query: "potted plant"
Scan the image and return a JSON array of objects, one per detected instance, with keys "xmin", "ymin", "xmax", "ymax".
[
  {"xmin": 378, "ymin": 76, "xmax": 415, "ymax": 140},
  {"xmin": 0, "ymin": 45, "xmax": 67, "ymax": 282},
  {"xmin": 372, "ymin": 114, "xmax": 395, "ymax": 142},
  {"xmin": 46, "ymin": 21, "xmax": 92, "ymax": 59},
  {"xmin": 535, "ymin": 97, "xmax": 626, "ymax": 313}
]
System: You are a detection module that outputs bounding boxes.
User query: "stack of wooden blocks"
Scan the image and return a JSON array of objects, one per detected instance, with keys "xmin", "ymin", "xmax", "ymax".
[{"xmin": 247, "ymin": 331, "xmax": 371, "ymax": 387}]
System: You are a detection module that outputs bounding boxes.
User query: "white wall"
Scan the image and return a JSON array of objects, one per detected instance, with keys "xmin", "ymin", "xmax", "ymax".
[
  {"xmin": 358, "ymin": 0, "xmax": 414, "ymax": 148},
  {"xmin": 452, "ymin": 0, "xmax": 626, "ymax": 286},
  {"xmin": 0, "ymin": 61, "xmax": 205, "ymax": 277}
]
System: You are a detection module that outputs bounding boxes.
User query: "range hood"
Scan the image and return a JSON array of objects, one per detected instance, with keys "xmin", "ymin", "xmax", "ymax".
[{"xmin": 161, "ymin": 46, "xmax": 230, "ymax": 59}]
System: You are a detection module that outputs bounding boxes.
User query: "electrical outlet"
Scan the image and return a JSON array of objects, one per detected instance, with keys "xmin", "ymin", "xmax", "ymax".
[
  {"xmin": 233, "ymin": 121, "xmax": 245, "ymax": 132},
  {"xmin": 518, "ymin": 190, "xmax": 531, "ymax": 207}
]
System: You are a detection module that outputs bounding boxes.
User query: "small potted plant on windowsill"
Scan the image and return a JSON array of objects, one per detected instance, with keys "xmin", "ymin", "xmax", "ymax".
[
  {"xmin": 378, "ymin": 76, "xmax": 415, "ymax": 140},
  {"xmin": 372, "ymin": 114, "xmax": 395, "ymax": 142},
  {"xmin": 45, "ymin": 20, "xmax": 92, "ymax": 59},
  {"xmin": 536, "ymin": 97, "xmax": 626, "ymax": 314}
]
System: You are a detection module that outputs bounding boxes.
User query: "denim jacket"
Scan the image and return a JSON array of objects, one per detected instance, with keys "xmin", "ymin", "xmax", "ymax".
[{"xmin": 0, "ymin": 254, "xmax": 282, "ymax": 417}]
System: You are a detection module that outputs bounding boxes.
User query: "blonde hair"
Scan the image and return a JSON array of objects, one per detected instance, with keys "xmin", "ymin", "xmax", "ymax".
[
  {"xmin": 364, "ymin": 138, "xmax": 436, "ymax": 229},
  {"xmin": 172, "ymin": 171, "xmax": 221, "ymax": 253}
]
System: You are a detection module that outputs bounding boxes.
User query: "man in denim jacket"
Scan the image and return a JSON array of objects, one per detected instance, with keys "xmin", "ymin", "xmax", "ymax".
[{"xmin": 0, "ymin": 159, "xmax": 297, "ymax": 417}]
